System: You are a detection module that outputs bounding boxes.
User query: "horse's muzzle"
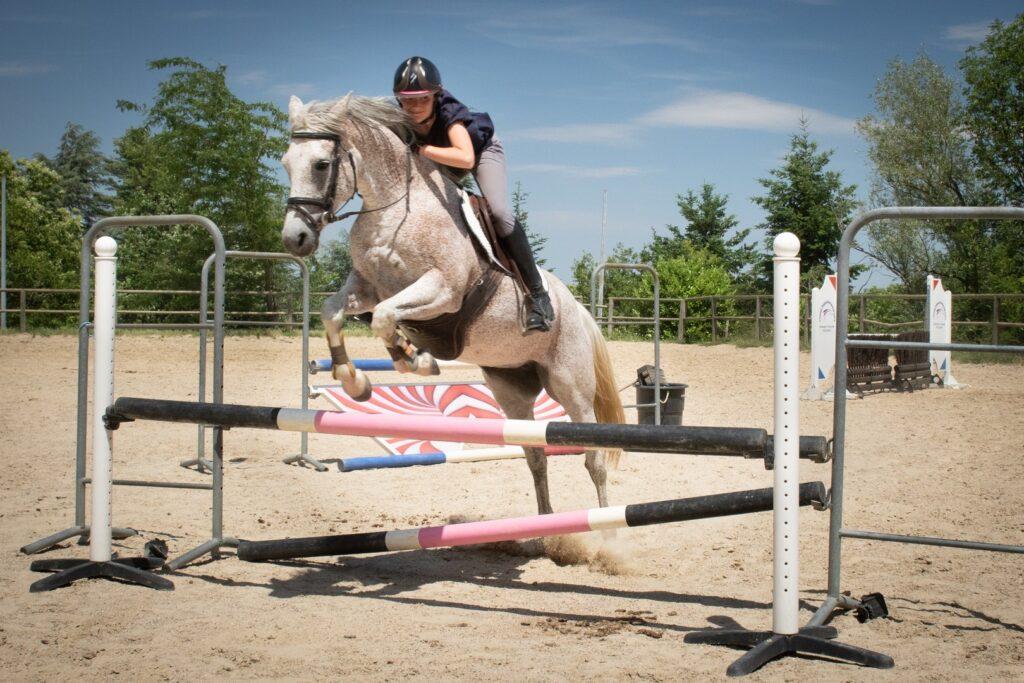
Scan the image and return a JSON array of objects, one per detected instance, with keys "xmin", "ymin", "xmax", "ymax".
[{"xmin": 281, "ymin": 219, "xmax": 319, "ymax": 257}]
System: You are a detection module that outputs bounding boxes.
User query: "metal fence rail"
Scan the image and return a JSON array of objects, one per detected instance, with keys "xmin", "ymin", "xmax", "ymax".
[
  {"xmin": 601, "ymin": 291, "xmax": 1024, "ymax": 344},
  {"xmin": 3, "ymin": 286, "xmax": 1023, "ymax": 342}
]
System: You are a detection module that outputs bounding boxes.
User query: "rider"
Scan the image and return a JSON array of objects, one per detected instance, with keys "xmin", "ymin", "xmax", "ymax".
[{"xmin": 392, "ymin": 56, "xmax": 555, "ymax": 333}]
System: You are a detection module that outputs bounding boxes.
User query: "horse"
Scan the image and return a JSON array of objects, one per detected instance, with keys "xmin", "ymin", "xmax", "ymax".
[{"xmin": 280, "ymin": 94, "xmax": 624, "ymax": 515}]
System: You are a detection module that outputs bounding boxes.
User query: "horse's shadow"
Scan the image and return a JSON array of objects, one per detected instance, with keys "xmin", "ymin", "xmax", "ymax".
[{"xmin": 178, "ymin": 542, "xmax": 808, "ymax": 635}]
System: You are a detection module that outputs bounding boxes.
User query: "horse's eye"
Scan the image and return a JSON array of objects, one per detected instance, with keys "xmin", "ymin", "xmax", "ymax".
[{"xmin": 314, "ymin": 160, "xmax": 331, "ymax": 171}]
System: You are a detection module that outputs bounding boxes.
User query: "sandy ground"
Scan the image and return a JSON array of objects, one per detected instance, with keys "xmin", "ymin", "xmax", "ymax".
[{"xmin": 1, "ymin": 333, "xmax": 1022, "ymax": 681}]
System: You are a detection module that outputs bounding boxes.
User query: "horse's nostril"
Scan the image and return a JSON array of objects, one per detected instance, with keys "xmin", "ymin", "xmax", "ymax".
[{"xmin": 297, "ymin": 232, "xmax": 306, "ymax": 247}]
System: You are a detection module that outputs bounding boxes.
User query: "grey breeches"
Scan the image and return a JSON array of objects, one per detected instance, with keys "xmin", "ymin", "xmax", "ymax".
[{"xmin": 474, "ymin": 136, "xmax": 515, "ymax": 237}]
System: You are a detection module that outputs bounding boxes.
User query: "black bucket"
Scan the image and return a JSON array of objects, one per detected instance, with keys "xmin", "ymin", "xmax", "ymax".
[{"xmin": 635, "ymin": 383, "xmax": 687, "ymax": 426}]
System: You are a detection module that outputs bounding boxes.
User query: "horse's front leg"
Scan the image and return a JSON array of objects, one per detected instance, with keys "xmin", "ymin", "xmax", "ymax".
[
  {"xmin": 371, "ymin": 269, "xmax": 458, "ymax": 373},
  {"xmin": 323, "ymin": 270, "xmax": 378, "ymax": 401}
]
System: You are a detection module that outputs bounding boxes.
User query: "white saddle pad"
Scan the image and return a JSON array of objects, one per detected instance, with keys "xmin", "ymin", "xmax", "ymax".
[{"xmin": 459, "ymin": 189, "xmax": 504, "ymax": 270}]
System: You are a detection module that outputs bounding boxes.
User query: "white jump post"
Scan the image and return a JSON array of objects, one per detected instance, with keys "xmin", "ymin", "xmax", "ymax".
[
  {"xmin": 90, "ymin": 236, "xmax": 116, "ymax": 562},
  {"xmin": 772, "ymin": 232, "xmax": 801, "ymax": 634},
  {"xmin": 28, "ymin": 236, "xmax": 172, "ymax": 592},
  {"xmin": 687, "ymin": 233, "xmax": 894, "ymax": 674}
]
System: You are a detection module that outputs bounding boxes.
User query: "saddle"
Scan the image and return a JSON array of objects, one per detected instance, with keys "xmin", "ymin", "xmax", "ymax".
[
  {"xmin": 394, "ymin": 193, "xmax": 517, "ymax": 361},
  {"xmin": 466, "ymin": 194, "xmax": 530, "ymax": 291}
]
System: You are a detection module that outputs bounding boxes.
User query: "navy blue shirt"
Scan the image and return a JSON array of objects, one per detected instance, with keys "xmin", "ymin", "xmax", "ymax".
[{"xmin": 419, "ymin": 89, "xmax": 495, "ymax": 163}]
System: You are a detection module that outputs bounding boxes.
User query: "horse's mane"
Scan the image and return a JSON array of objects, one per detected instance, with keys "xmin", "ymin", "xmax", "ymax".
[{"xmin": 295, "ymin": 95, "xmax": 415, "ymax": 146}]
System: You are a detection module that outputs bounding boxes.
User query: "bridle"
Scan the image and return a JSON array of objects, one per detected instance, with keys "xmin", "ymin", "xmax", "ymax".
[{"xmin": 285, "ymin": 131, "xmax": 411, "ymax": 232}]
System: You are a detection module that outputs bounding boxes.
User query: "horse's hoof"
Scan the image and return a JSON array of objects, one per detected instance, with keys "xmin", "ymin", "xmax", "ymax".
[
  {"xmin": 413, "ymin": 352, "xmax": 440, "ymax": 376},
  {"xmin": 334, "ymin": 365, "xmax": 373, "ymax": 401},
  {"xmin": 350, "ymin": 382, "xmax": 374, "ymax": 402}
]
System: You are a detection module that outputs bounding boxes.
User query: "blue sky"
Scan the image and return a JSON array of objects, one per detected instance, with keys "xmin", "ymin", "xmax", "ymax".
[{"xmin": 1, "ymin": 1, "xmax": 1019, "ymax": 280}]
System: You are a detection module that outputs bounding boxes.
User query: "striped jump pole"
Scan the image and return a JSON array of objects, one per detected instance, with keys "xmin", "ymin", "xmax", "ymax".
[
  {"xmin": 338, "ymin": 446, "xmax": 585, "ymax": 472},
  {"xmin": 105, "ymin": 397, "xmax": 829, "ymax": 463},
  {"xmin": 309, "ymin": 358, "xmax": 474, "ymax": 374},
  {"xmin": 237, "ymin": 482, "xmax": 827, "ymax": 562}
]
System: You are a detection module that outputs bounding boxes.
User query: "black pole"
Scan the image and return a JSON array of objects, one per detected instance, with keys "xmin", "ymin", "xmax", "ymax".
[{"xmin": 108, "ymin": 397, "xmax": 280, "ymax": 430}]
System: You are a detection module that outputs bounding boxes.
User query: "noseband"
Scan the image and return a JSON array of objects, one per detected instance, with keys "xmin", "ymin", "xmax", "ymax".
[{"xmin": 286, "ymin": 131, "xmax": 411, "ymax": 233}]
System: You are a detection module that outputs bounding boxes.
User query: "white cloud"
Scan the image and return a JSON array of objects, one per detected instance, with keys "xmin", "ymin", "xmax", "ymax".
[
  {"xmin": 637, "ymin": 90, "xmax": 856, "ymax": 135},
  {"xmin": 269, "ymin": 82, "xmax": 317, "ymax": 98},
  {"xmin": 182, "ymin": 9, "xmax": 271, "ymax": 20},
  {"xmin": 472, "ymin": 6, "xmax": 703, "ymax": 51},
  {"xmin": 642, "ymin": 69, "xmax": 737, "ymax": 83},
  {"xmin": 235, "ymin": 70, "xmax": 269, "ymax": 86},
  {"xmin": 514, "ymin": 163, "xmax": 640, "ymax": 179},
  {"xmin": 0, "ymin": 61, "xmax": 57, "ymax": 77},
  {"xmin": 506, "ymin": 123, "xmax": 639, "ymax": 146},
  {"xmin": 944, "ymin": 21, "xmax": 992, "ymax": 44},
  {"xmin": 530, "ymin": 209, "xmax": 603, "ymax": 232}
]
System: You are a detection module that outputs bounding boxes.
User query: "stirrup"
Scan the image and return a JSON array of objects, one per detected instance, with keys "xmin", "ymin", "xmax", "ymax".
[{"xmin": 524, "ymin": 291, "xmax": 554, "ymax": 333}]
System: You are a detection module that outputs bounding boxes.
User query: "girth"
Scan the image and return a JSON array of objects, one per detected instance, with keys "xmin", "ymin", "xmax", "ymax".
[{"xmin": 397, "ymin": 267, "xmax": 504, "ymax": 361}]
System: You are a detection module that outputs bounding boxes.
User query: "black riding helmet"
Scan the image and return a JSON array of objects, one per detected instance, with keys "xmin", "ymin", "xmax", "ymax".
[{"xmin": 393, "ymin": 56, "xmax": 442, "ymax": 95}]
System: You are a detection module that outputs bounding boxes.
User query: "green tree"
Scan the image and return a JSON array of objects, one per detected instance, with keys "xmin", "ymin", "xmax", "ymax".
[
  {"xmin": 959, "ymin": 15, "xmax": 1024, "ymax": 304},
  {"xmin": 511, "ymin": 181, "xmax": 547, "ymax": 267},
  {"xmin": 570, "ymin": 243, "xmax": 644, "ymax": 303},
  {"xmin": 856, "ymin": 55, "xmax": 973, "ymax": 289},
  {"xmin": 308, "ymin": 233, "xmax": 354, "ymax": 293},
  {"xmin": 960, "ymin": 15, "xmax": 1024, "ymax": 204},
  {"xmin": 652, "ymin": 243, "xmax": 735, "ymax": 341},
  {"xmin": 646, "ymin": 183, "xmax": 756, "ymax": 285},
  {"xmin": 857, "ymin": 54, "xmax": 1012, "ymax": 295},
  {"xmin": 36, "ymin": 123, "xmax": 113, "ymax": 227},
  {"xmin": 752, "ymin": 123, "xmax": 859, "ymax": 286},
  {"xmin": 1, "ymin": 150, "xmax": 82, "ymax": 325},
  {"xmin": 111, "ymin": 57, "xmax": 289, "ymax": 319},
  {"xmin": 570, "ymin": 241, "xmax": 734, "ymax": 341}
]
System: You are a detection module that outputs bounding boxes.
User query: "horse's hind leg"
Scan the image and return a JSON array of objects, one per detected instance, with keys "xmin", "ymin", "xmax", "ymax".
[
  {"xmin": 383, "ymin": 332, "xmax": 440, "ymax": 377},
  {"xmin": 481, "ymin": 365, "xmax": 553, "ymax": 516},
  {"xmin": 372, "ymin": 269, "xmax": 456, "ymax": 377},
  {"xmin": 539, "ymin": 359, "xmax": 609, "ymax": 509}
]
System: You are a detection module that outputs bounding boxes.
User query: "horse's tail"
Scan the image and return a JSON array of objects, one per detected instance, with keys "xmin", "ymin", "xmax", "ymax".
[{"xmin": 579, "ymin": 302, "xmax": 626, "ymax": 468}]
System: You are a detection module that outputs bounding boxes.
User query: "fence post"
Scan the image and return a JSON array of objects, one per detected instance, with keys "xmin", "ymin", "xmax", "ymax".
[
  {"xmin": 755, "ymin": 296, "xmax": 762, "ymax": 341},
  {"xmin": 607, "ymin": 298, "xmax": 615, "ymax": 335},
  {"xmin": 678, "ymin": 299, "xmax": 687, "ymax": 343},
  {"xmin": 711, "ymin": 297, "xmax": 718, "ymax": 343},
  {"xmin": 19, "ymin": 289, "xmax": 26, "ymax": 332},
  {"xmin": 992, "ymin": 295, "xmax": 1000, "ymax": 345},
  {"xmin": 286, "ymin": 292, "xmax": 295, "ymax": 327},
  {"xmin": 803, "ymin": 295, "xmax": 810, "ymax": 346},
  {"xmin": 858, "ymin": 295, "xmax": 865, "ymax": 333}
]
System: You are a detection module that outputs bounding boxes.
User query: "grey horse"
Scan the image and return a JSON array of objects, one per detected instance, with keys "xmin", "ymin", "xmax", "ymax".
[{"xmin": 281, "ymin": 94, "xmax": 624, "ymax": 515}]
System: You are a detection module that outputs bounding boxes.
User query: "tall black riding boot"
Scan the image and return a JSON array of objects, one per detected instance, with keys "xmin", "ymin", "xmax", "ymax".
[{"xmin": 499, "ymin": 221, "xmax": 555, "ymax": 333}]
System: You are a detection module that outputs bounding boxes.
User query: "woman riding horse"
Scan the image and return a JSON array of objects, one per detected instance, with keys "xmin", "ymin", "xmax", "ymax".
[
  {"xmin": 280, "ymin": 92, "xmax": 624, "ymax": 516},
  {"xmin": 393, "ymin": 56, "xmax": 555, "ymax": 333}
]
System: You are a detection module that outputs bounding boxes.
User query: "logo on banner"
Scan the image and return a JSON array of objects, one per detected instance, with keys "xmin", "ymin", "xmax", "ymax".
[{"xmin": 818, "ymin": 301, "xmax": 835, "ymax": 332}]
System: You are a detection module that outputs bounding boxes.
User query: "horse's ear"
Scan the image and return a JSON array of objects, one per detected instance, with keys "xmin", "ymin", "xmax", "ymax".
[
  {"xmin": 331, "ymin": 91, "xmax": 353, "ymax": 117},
  {"xmin": 288, "ymin": 96, "xmax": 304, "ymax": 126}
]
